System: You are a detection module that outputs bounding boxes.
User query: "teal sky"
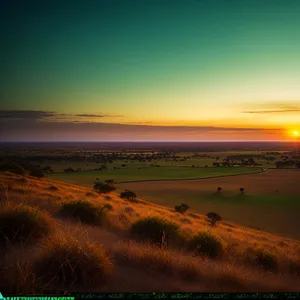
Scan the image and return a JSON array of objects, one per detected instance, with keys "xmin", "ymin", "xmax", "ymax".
[{"xmin": 1, "ymin": 0, "xmax": 300, "ymax": 141}]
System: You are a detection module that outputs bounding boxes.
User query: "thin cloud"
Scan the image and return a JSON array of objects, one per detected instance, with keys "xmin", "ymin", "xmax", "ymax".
[
  {"xmin": 0, "ymin": 110, "xmax": 124, "ymax": 122},
  {"xmin": 0, "ymin": 110, "xmax": 56, "ymax": 119},
  {"xmin": 242, "ymin": 109, "xmax": 300, "ymax": 114},
  {"xmin": 75, "ymin": 114, "xmax": 124, "ymax": 118}
]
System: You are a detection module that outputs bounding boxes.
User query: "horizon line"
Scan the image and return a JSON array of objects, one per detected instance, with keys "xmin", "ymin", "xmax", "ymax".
[{"xmin": 0, "ymin": 140, "xmax": 299, "ymax": 143}]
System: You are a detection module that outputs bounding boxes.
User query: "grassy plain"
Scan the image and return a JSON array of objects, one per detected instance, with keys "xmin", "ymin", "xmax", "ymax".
[{"xmin": 49, "ymin": 166, "xmax": 262, "ymax": 185}]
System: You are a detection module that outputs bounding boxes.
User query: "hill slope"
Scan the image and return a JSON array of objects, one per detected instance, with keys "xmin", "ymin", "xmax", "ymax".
[{"xmin": 1, "ymin": 171, "xmax": 300, "ymax": 294}]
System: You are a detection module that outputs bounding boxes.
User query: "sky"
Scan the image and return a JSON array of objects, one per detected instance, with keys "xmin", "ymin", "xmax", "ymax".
[{"xmin": 1, "ymin": 0, "xmax": 300, "ymax": 141}]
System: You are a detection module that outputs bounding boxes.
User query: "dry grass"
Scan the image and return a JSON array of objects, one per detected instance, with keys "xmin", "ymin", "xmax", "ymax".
[
  {"xmin": 0, "ymin": 245, "xmax": 36, "ymax": 294},
  {"xmin": 110, "ymin": 240, "xmax": 298, "ymax": 292},
  {"xmin": 1, "ymin": 171, "xmax": 300, "ymax": 293},
  {"xmin": 34, "ymin": 233, "xmax": 113, "ymax": 292},
  {"xmin": 0, "ymin": 202, "xmax": 55, "ymax": 246}
]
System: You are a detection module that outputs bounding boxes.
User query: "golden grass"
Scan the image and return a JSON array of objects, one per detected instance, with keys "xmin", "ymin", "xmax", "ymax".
[
  {"xmin": 0, "ymin": 245, "xmax": 36, "ymax": 294},
  {"xmin": 110, "ymin": 240, "xmax": 298, "ymax": 292},
  {"xmin": 0, "ymin": 202, "xmax": 55, "ymax": 245},
  {"xmin": 1, "ymin": 171, "xmax": 300, "ymax": 293},
  {"xmin": 34, "ymin": 233, "xmax": 113, "ymax": 292}
]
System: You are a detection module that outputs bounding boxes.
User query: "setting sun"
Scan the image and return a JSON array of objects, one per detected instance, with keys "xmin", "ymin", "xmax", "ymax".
[{"xmin": 293, "ymin": 130, "xmax": 299, "ymax": 136}]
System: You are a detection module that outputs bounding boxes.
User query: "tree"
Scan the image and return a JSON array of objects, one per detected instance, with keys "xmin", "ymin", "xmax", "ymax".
[
  {"xmin": 206, "ymin": 212, "xmax": 222, "ymax": 226},
  {"xmin": 120, "ymin": 190, "xmax": 137, "ymax": 201},
  {"xmin": 217, "ymin": 187, "xmax": 222, "ymax": 193},
  {"xmin": 240, "ymin": 187, "xmax": 245, "ymax": 193},
  {"xmin": 175, "ymin": 204, "xmax": 190, "ymax": 214},
  {"xmin": 93, "ymin": 182, "xmax": 116, "ymax": 194},
  {"xmin": 105, "ymin": 179, "xmax": 114, "ymax": 185}
]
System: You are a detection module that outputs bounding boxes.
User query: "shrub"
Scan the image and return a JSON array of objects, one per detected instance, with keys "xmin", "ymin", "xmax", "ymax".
[
  {"xmin": 60, "ymin": 200, "xmax": 109, "ymax": 226},
  {"xmin": 93, "ymin": 182, "xmax": 116, "ymax": 194},
  {"xmin": 131, "ymin": 216, "xmax": 180, "ymax": 246},
  {"xmin": 34, "ymin": 235, "xmax": 113, "ymax": 290},
  {"xmin": 250, "ymin": 249, "xmax": 278, "ymax": 272},
  {"xmin": 175, "ymin": 204, "xmax": 189, "ymax": 214},
  {"xmin": 120, "ymin": 190, "xmax": 137, "ymax": 201},
  {"xmin": 217, "ymin": 187, "xmax": 222, "ymax": 193},
  {"xmin": 105, "ymin": 179, "xmax": 114, "ymax": 185},
  {"xmin": 48, "ymin": 185, "xmax": 58, "ymax": 191},
  {"xmin": 206, "ymin": 212, "xmax": 222, "ymax": 226},
  {"xmin": 240, "ymin": 187, "xmax": 245, "ymax": 193},
  {"xmin": 188, "ymin": 231, "xmax": 224, "ymax": 258},
  {"xmin": 0, "ymin": 203, "xmax": 53, "ymax": 245},
  {"xmin": 174, "ymin": 205, "xmax": 182, "ymax": 213}
]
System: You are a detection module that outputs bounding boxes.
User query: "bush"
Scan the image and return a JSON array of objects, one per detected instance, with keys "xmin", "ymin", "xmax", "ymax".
[
  {"xmin": 48, "ymin": 185, "xmax": 58, "ymax": 191},
  {"xmin": 188, "ymin": 231, "xmax": 224, "ymax": 259},
  {"xmin": 105, "ymin": 179, "xmax": 114, "ymax": 185},
  {"xmin": 93, "ymin": 182, "xmax": 116, "ymax": 194},
  {"xmin": 60, "ymin": 200, "xmax": 109, "ymax": 226},
  {"xmin": 250, "ymin": 249, "xmax": 278, "ymax": 272},
  {"xmin": 131, "ymin": 216, "xmax": 180, "ymax": 246},
  {"xmin": 34, "ymin": 235, "xmax": 113, "ymax": 290},
  {"xmin": 175, "ymin": 204, "xmax": 189, "ymax": 214},
  {"xmin": 120, "ymin": 190, "xmax": 137, "ymax": 201},
  {"xmin": 240, "ymin": 187, "xmax": 245, "ymax": 193},
  {"xmin": 206, "ymin": 212, "xmax": 222, "ymax": 226},
  {"xmin": 0, "ymin": 203, "xmax": 53, "ymax": 245}
]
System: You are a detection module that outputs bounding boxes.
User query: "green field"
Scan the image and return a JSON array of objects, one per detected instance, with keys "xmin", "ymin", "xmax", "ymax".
[
  {"xmin": 48, "ymin": 166, "xmax": 262, "ymax": 186},
  {"xmin": 114, "ymin": 169, "xmax": 300, "ymax": 239}
]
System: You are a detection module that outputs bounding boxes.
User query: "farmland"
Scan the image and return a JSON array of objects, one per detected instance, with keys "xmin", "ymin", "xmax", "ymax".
[
  {"xmin": 48, "ymin": 166, "xmax": 263, "ymax": 185},
  {"xmin": 117, "ymin": 169, "xmax": 300, "ymax": 239},
  {"xmin": 1, "ymin": 141, "xmax": 300, "ymax": 239}
]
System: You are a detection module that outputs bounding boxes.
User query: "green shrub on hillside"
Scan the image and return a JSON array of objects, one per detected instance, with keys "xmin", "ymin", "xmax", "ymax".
[
  {"xmin": 60, "ymin": 200, "xmax": 109, "ymax": 226},
  {"xmin": 120, "ymin": 190, "xmax": 137, "ymax": 201},
  {"xmin": 93, "ymin": 182, "xmax": 116, "ymax": 194},
  {"xmin": 188, "ymin": 231, "xmax": 224, "ymax": 259},
  {"xmin": 250, "ymin": 248, "xmax": 278, "ymax": 272},
  {"xmin": 131, "ymin": 216, "xmax": 180, "ymax": 246},
  {"xmin": 175, "ymin": 204, "xmax": 189, "ymax": 214}
]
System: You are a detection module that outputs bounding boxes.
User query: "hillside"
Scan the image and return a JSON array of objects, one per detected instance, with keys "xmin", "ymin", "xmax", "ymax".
[{"xmin": 1, "ymin": 171, "xmax": 300, "ymax": 294}]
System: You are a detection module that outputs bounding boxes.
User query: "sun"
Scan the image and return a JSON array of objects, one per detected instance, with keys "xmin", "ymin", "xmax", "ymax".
[{"xmin": 293, "ymin": 130, "xmax": 299, "ymax": 136}]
